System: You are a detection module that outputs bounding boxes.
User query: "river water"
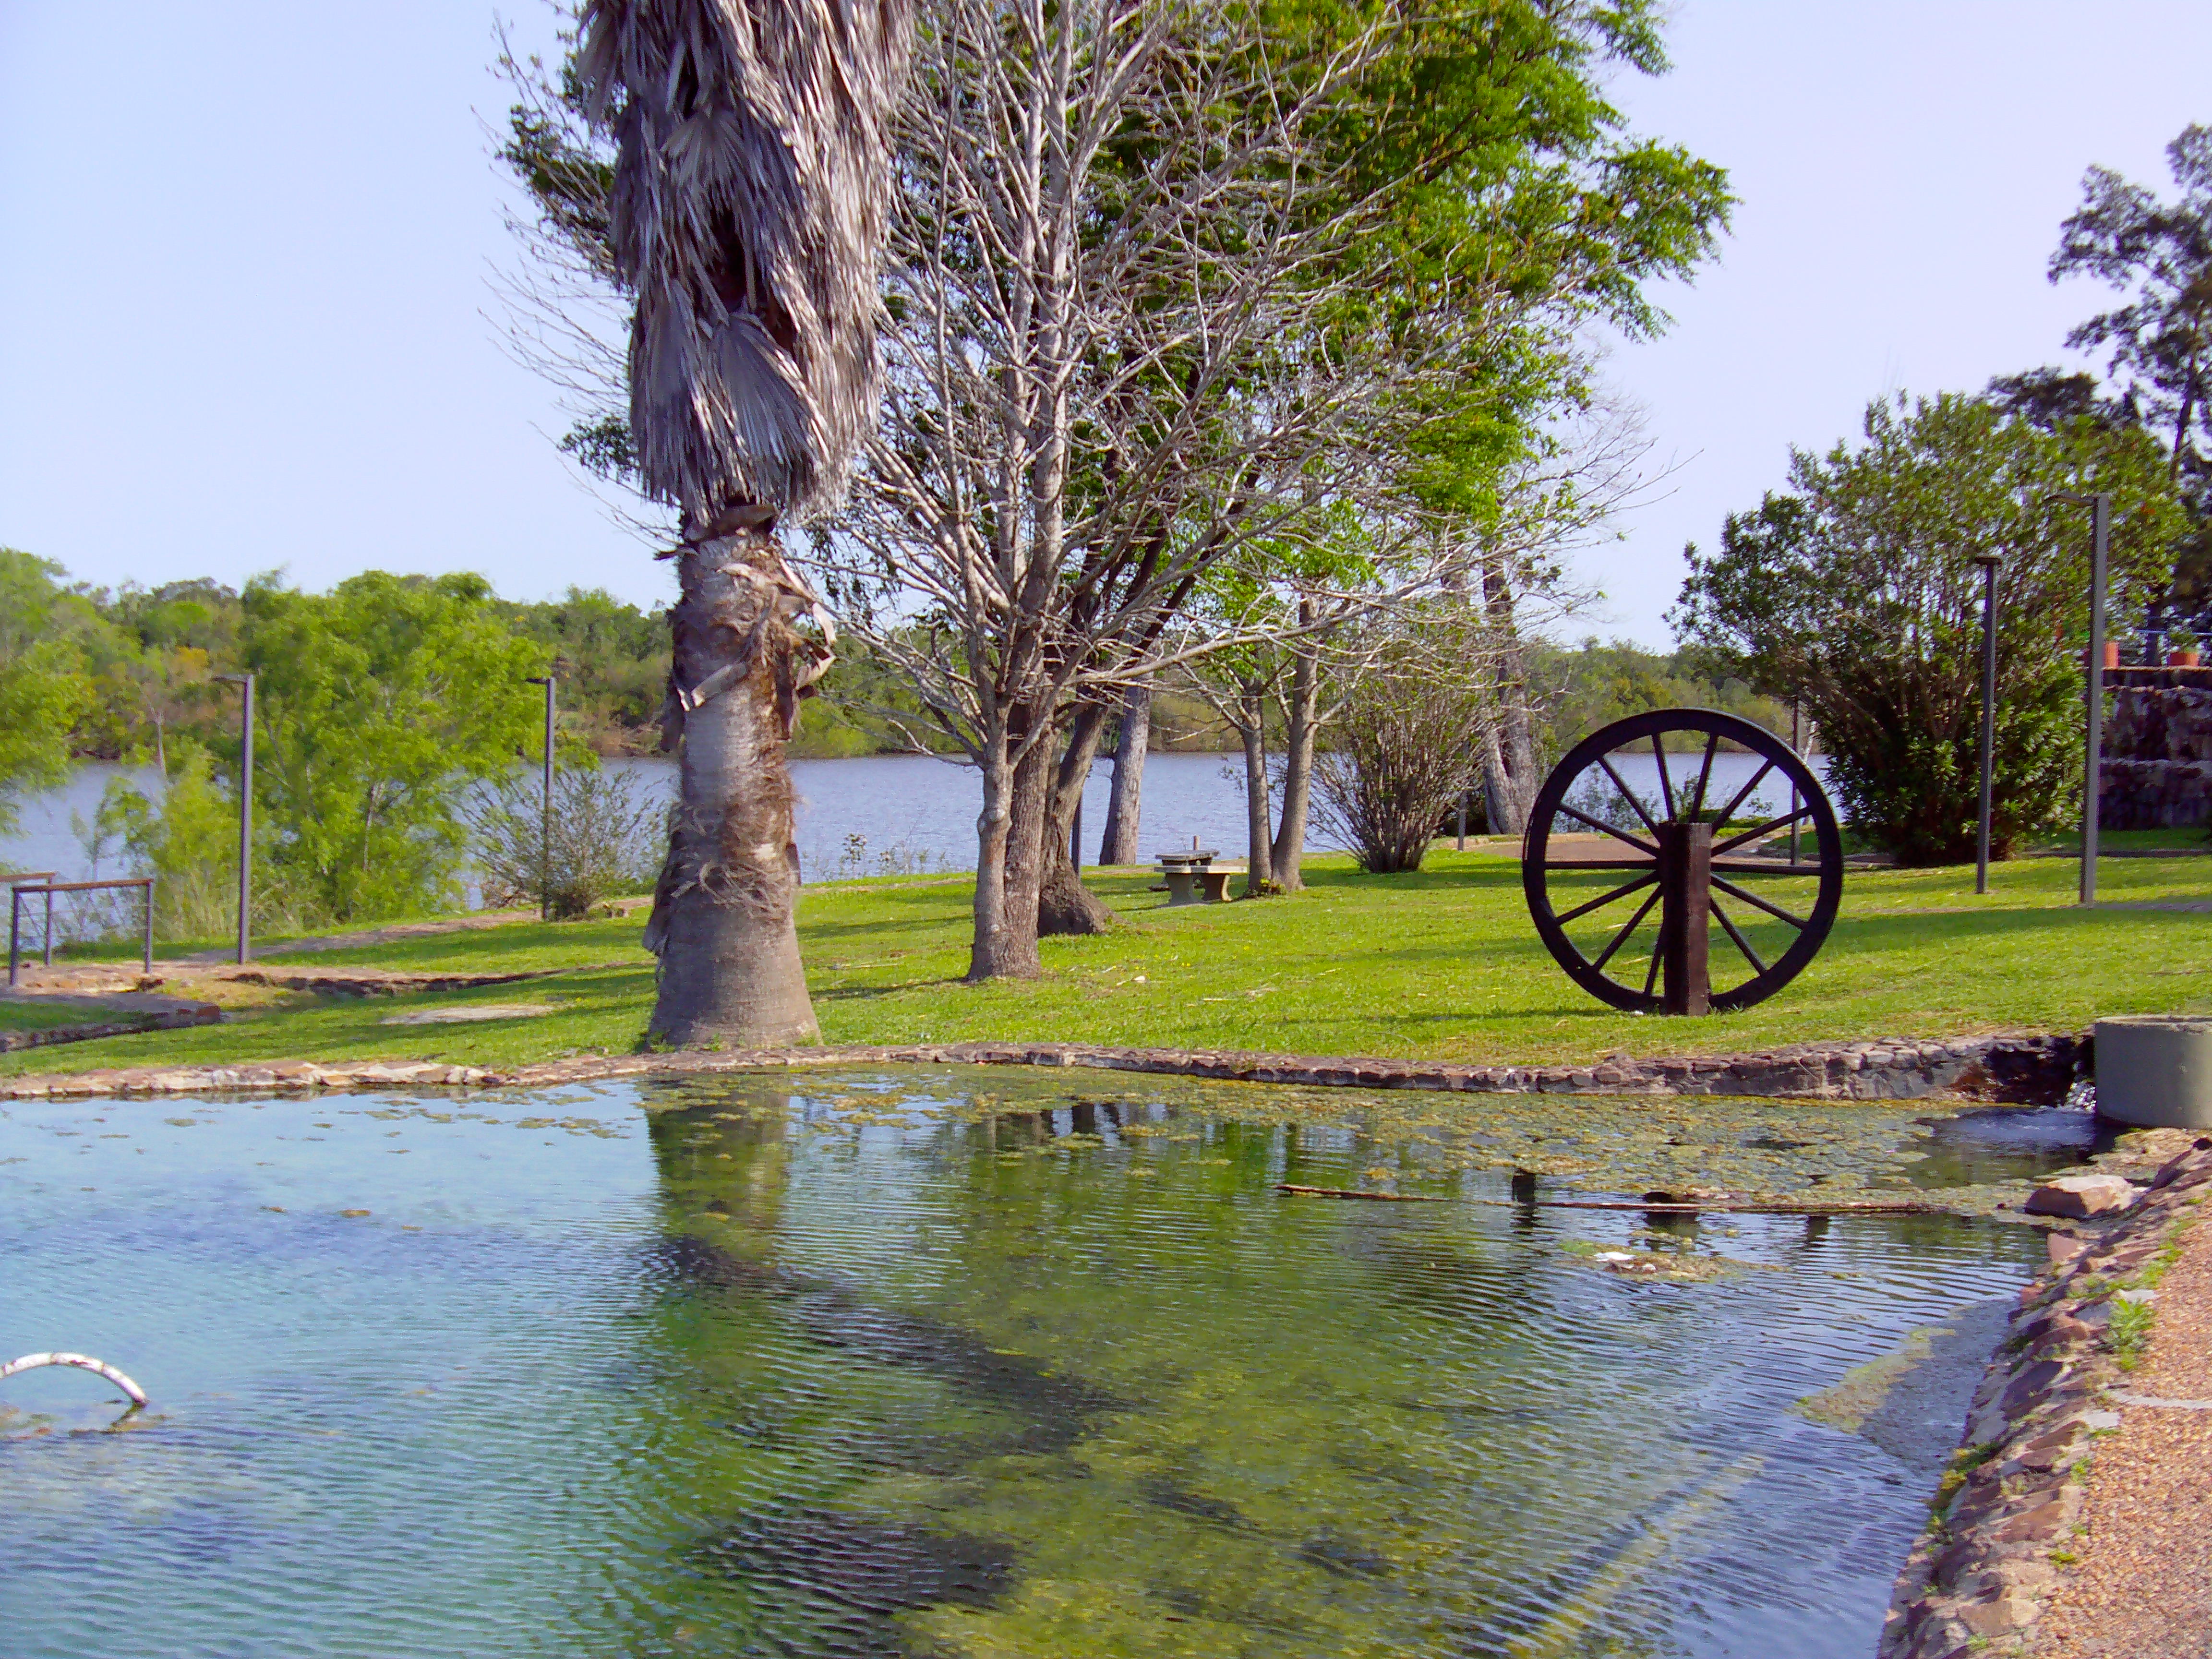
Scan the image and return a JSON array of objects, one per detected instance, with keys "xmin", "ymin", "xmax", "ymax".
[{"xmin": 2, "ymin": 1067, "xmax": 2054, "ymax": 1659}]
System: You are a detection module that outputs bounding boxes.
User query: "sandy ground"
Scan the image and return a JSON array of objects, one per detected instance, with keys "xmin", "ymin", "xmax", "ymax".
[{"xmin": 2032, "ymin": 1215, "xmax": 2212, "ymax": 1658}]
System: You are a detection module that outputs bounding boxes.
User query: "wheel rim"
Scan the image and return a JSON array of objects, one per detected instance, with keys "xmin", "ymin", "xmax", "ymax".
[{"xmin": 1520, "ymin": 709, "xmax": 1842, "ymax": 1013}]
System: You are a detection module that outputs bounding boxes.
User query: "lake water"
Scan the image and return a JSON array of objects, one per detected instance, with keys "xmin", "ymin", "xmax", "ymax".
[
  {"xmin": 0, "ymin": 753, "xmax": 1319, "ymax": 890},
  {"xmin": 2, "ymin": 1067, "xmax": 2049, "ymax": 1659},
  {"xmin": 1, "ymin": 748, "xmax": 1829, "ymax": 892}
]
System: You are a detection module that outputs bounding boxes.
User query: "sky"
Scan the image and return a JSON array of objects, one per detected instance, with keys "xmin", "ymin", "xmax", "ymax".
[{"xmin": 3, "ymin": 1, "xmax": 2209, "ymax": 645}]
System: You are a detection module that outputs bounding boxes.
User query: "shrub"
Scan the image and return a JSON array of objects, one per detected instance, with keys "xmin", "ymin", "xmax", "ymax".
[
  {"xmin": 1313, "ymin": 644, "xmax": 1492, "ymax": 873},
  {"xmin": 468, "ymin": 764, "xmax": 661, "ymax": 919}
]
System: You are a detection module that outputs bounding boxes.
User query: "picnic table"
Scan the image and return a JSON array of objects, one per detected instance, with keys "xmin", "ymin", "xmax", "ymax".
[{"xmin": 1155, "ymin": 847, "xmax": 1224, "ymax": 906}]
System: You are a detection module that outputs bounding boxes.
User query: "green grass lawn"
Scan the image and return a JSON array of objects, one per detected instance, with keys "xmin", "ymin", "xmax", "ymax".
[{"xmin": 5, "ymin": 847, "xmax": 2209, "ymax": 1078}]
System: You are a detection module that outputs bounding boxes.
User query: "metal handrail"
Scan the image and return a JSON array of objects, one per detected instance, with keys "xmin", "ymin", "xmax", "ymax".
[{"xmin": 8, "ymin": 877, "xmax": 157, "ymax": 986}]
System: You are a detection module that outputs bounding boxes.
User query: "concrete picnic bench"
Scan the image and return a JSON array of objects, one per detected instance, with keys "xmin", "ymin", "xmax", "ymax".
[{"xmin": 1154, "ymin": 848, "xmax": 1242, "ymax": 905}]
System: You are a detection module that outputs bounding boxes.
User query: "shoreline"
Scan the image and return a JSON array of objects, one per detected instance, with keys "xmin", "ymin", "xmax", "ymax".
[
  {"xmin": 0, "ymin": 1029, "xmax": 2087, "ymax": 1104},
  {"xmin": 1879, "ymin": 1133, "xmax": 2212, "ymax": 1656}
]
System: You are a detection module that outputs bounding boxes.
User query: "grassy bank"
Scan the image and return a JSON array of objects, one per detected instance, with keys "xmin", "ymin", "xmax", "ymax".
[{"xmin": 4, "ymin": 841, "xmax": 2209, "ymax": 1079}]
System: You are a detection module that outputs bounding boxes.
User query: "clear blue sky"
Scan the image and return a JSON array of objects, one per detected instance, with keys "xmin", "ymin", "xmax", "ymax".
[{"xmin": 3, "ymin": 2, "xmax": 2208, "ymax": 643}]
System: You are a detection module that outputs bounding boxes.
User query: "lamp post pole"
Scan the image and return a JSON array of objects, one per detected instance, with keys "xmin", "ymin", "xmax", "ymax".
[
  {"xmin": 1972, "ymin": 555, "xmax": 2003, "ymax": 896},
  {"xmin": 526, "ymin": 676, "xmax": 555, "ymax": 921},
  {"xmin": 2048, "ymin": 493, "xmax": 2111, "ymax": 905},
  {"xmin": 215, "ymin": 673, "xmax": 254, "ymax": 963}
]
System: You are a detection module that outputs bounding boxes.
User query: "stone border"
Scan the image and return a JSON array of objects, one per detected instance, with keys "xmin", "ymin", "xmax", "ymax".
[
  {"xmin": 0, "ymin": 1003, "xmax": 222, "ymax": 1054},
  {"xmin": 1878, "ymin": 1134, "xmax": 2212, "ymax": 1658},
  {"xmin": 0, "ymin": 1030, "xmax": 2086, "ymax": 1102},
  {"xmin": 204, "ymin": 962, "xmax": 634, "ymax": 997}
]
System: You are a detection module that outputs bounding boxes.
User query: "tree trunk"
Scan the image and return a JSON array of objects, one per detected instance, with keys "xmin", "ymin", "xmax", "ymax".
[
  {"xmin": 1269, "ymin": 628, "xmax": 1317, "ymax": 891},
  {"xmin": 1098, "ymin": 684, "xmax": 1151, "ymax": 864},
  {"xmin": 1039, "ymin": 698, "xmax": 1116, "ymax": 935},
  {"xmin": 969, "ymin": 750, "xmax": 1018, "ymax": 979},
  {"xmin": 970, "ymin": 700, "xmax": 1053, "ymax": 979},
  {"xmin": 1497, "ymin": 656, "xmax": 1540, "ymax": 829},
  {"xmin": 644, "ymin": 534, "xmax": 821, "ymax": 1047},
  {"xmin": 1238, "ymin": 682, "xmax": 1274, "ymax": 894},
  {"xmin": 1480, "ymin": 722, "xmax": 1516, "ymax": 836},
  {"xmin": 1477, "ymin": 562, "xmax": 1541, "ymax": 833}
]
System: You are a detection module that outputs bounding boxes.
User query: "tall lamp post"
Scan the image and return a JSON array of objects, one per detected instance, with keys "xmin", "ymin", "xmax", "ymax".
[
  {"xmin": 525, "ymin": 675, "xmax": 555, "ymax": 921},
  {"xmin": 2047, "ymin": 493, "xmax": 2111, "ymax": 906},
  {"xmin": 1972, "ymin": 554, "xmax": 2003, "ymax": 896},
  {"xmin": 214, "ymin": 673, "xmax": 254, "ymax": 963}
]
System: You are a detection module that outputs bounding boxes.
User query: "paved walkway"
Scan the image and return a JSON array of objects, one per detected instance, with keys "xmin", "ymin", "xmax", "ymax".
[{"xmin": 2032, "ymin": 1216, "xmax": 2212, "ymax": 1657}]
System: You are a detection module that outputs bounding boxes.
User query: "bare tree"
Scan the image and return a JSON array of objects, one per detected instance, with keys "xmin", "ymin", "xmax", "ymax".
[
  {"xmin": 817, "ymin": 0, "xmax": 1479, "ymax": 977},
  {"xmin": 576, "ymin": 0, "xmax": 912, "ymax": 1044}
]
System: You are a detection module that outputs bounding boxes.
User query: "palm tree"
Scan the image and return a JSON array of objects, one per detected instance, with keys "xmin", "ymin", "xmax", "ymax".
[{"xmin": 577, "ymin": 0, "xmax": 912, "ymax": 1046}]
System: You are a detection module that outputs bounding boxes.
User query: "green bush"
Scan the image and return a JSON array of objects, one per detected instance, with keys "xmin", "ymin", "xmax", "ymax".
[{"xmin": 1676, "ymin": 394, "xmax": 2185, "ymax": 866}]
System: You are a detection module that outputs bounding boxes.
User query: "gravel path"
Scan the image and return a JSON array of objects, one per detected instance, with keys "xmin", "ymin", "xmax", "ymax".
[{"xmin": 2032, "ymin": 1215, "xmax": 2212, "ymax": 1658}]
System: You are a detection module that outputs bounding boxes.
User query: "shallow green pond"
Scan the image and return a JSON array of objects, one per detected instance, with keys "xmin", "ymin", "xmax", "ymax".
[{"xmin": 1, "ymin": 1070, "xmax": 2078, "ymax": 1657}]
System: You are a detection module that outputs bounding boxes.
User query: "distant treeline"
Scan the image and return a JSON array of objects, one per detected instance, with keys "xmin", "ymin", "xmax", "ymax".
[
  {"xmin": 1523, "ymin": 637, "xmax": 1800, "ymax": 757},
  {"xmin": 0, "ymin": 553, "xmax": 1403, "ymax": 765}
]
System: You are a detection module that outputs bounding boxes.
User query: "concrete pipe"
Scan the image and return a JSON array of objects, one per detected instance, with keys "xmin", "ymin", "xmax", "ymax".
[
  {"xmin": 2094, "ymin": 1015, "xmax": 2212, "ymax": 1130},
  {"xmin": 0, "ymin": 1351, "xmax": 149, "ymax": 1406}
]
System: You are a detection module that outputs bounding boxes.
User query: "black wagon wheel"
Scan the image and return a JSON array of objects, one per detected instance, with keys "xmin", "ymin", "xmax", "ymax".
[{"xmin": 1520, "ymin": 708, "xmax": 1842, "ymax": 1014}]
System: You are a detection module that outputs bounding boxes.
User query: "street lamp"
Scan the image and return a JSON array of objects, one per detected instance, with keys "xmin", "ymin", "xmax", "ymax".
[
  {"xmin": 1972, "ymin": 554, "xmax": 2003, "ymax": 896},
  {"xmin": 2046, "ymin": 492, "xmax": 2111, "ymax": 905},
  {"xmin": 214, "ymin": 673, "xmax": 254, "ymax": 963},
  {"xmin": 525, "ymin": 675, "xmax": 555, "ymax": 921}
]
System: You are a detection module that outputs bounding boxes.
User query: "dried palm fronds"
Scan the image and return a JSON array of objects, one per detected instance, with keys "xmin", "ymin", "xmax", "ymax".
[{"xmin": 577, "ymin": 0, "xmax": 914, "ymax": 524}]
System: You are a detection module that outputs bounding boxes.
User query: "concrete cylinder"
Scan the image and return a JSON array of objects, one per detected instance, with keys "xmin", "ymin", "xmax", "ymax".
[{"xmin": 2094, "ymin": 1015, "xmax": 2212, "ymax": 1129}]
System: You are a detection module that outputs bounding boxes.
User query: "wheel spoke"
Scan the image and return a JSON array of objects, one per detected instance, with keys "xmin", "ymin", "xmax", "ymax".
[
  {"xmin": 1651, "ymin": 735, "xmax": 1677, "ymax": 820},
  {"xmin": 1641, "ymin": 935, "xmax": 1663, "ymax": 998},
  {"xmin": 1597, "ymin": 757, "xmax": 1662, "ymax": 836},
  {"xmin": 1708, "ymin": 759, "xmax": 1776, "ymax": 830},
  {"xmin": 1555, "ymin": 869, "xmax": 1658, "ymax": 925},
  {"xmin": 1709, "ymin": 896, "xmax": 1767, "ymax": 974},
  {"xmin": 1711, "ymin": 874, "xmax": 1810, "ymax": 930},
  {"xmin": 1712, "ymin": 804, "xmax": 1815, "ymax": 857},
  {"xmin": 1552, "ymin": 804, "xmax": 1659, "ymax": 857},
  {"xmin": 1590, "ymin": 885, "xmax": 1663, "ymax": 972},
  {"xmin": 1688, "ymin": 732, "xmax": 1719, "ymax": 819}
]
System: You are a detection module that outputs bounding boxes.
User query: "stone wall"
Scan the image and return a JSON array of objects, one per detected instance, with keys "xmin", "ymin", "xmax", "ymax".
[{"xmin": 2101, "ymin": 680, "xmax": 2212, "ymax": 830}]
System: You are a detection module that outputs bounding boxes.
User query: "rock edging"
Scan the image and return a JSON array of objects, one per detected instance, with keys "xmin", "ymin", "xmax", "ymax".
[
  {"xmin": 206, "ymin": 962, "xmax": 634, "ymax": 997},
  {"xmin": 1878, "ymin": 1136, "xmax": 2212, "ymax": 1658},
  {"xmin": 0, "ymin": 1030, "xmax": 2085, "ymax": 1103},
  {"xmin": 0, "ymin": 1003, "xmax": 222, "ymax": 1053}
]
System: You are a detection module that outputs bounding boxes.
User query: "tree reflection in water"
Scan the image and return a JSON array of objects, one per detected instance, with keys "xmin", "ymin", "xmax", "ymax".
[{"xmin": 621, "ymin": 1070, "xmax": 2041, "ymax": 1659}]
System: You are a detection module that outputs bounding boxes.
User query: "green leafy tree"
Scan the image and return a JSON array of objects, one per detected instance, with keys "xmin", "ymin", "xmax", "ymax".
[
  {"xmin": 242, "ymin": 572, "xmax": 549, "ymax": 922},
  {"xmin": 2046, "ymin": 123, "xmax": 2212, "ymax": 607},
  {"xmin": 1674, "ymin": 394, "xmax": 2184, "ymax": 866},
  {"xmin": 0, "ymin": 550, "xmax": 95, "ymax": 838},
  {"xmin": 82, "ymin": 738, "xmax": 255, "ymax": 940}
]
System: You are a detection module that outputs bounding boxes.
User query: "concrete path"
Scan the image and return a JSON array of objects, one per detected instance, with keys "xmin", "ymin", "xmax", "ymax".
[{"xmin": 2032, "ymin": 1218, "xmax": 2212, "ymax": 1657}]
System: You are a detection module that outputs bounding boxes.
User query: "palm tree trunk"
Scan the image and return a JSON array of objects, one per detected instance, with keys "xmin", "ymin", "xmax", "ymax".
[
  {"xmin": 644, "ymin": 536, "xmax": 819, "ymax": 1046},
  {"xmin": 1098, "ymin": 683, "xmax": 1151, "ymax": 864}
]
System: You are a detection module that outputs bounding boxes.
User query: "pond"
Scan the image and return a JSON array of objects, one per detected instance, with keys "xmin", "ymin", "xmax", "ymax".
[{"xmin": 1, "ymin": 1069, "xmax": 2064, "ymax": 1658}]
